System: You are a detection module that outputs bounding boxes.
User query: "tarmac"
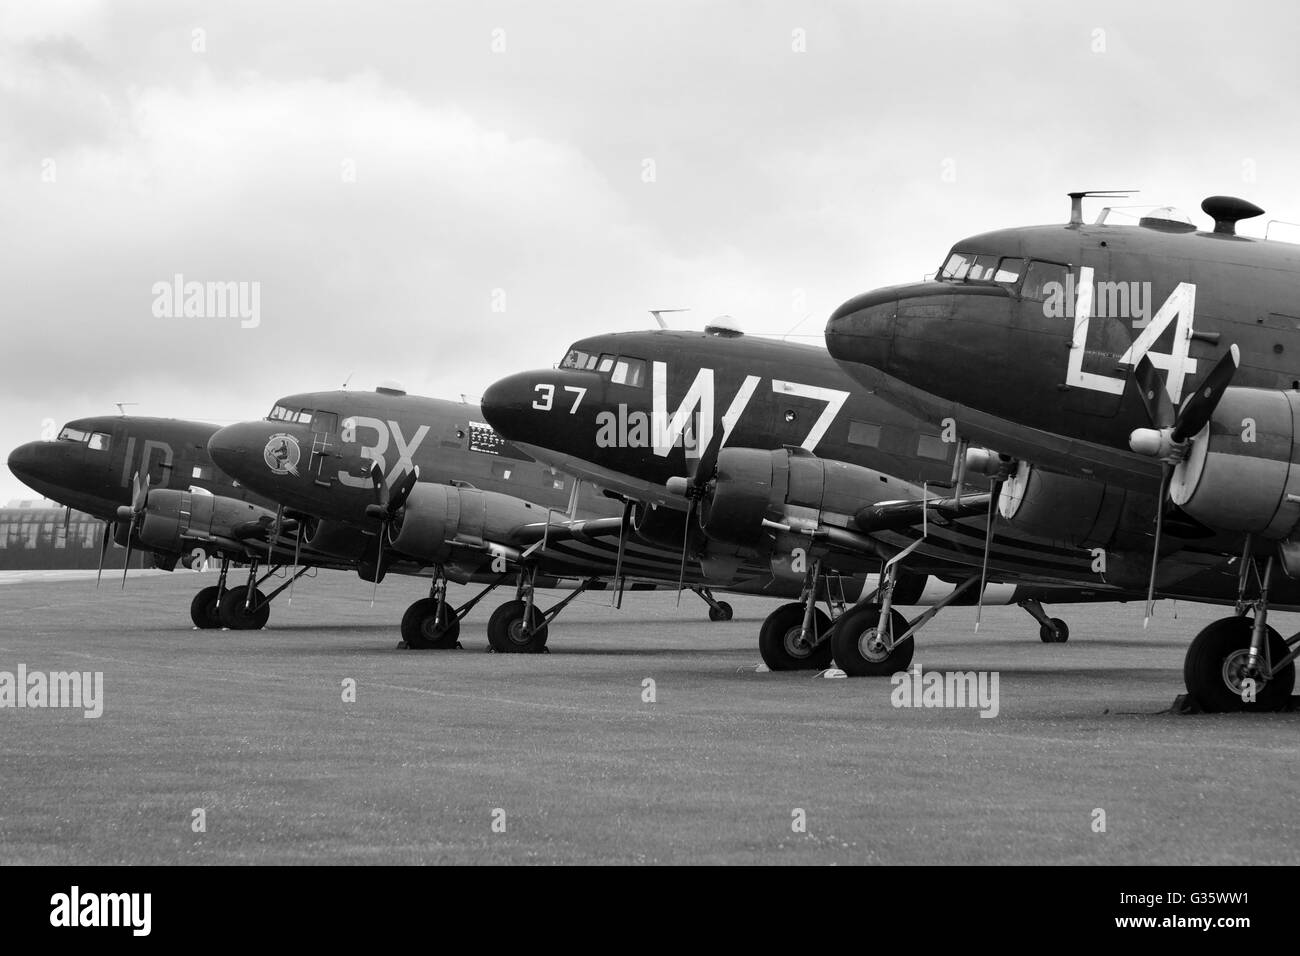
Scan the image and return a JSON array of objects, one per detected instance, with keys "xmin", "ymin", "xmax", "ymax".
[{"xmin": 1, "ymin": 569, "xmax": 1297, "ymax": 864}]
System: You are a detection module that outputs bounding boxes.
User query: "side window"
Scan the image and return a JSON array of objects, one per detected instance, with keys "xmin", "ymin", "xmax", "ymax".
[
  {"xmin": 966, "ymin": 255, "xmax": 1001, "ymax": 282},
  {"xmin": 296, "ymin": 409, "xmax": 314, "ymax": 426},
  {"xmin": 611, "ymin": 357, "xmax": 646, "ymax": 387},
  {"xmin": 314, "ymin": 412, "xmax": 339, "ymax": 434},
  {"xmin": 993, "ymin": 257, "xmax": 1022, "ymax": 285},
  {"xmin": 596, "ymin": 353, "xmax": 616, "ymax": 374},
  {"xmin": 916, "ymin": 434, "xmax": 950, "ymax": 461},
  {"xmin": 847, "ymin": 420, "xmax": 882, "ymax": 447},
  {"xmin": 1021, "ymin": 261, "xmax": 1069, "ymax": 303}
]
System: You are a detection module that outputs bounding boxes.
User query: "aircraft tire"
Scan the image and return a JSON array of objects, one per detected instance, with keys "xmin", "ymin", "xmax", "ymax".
[
  {"xmin": 401, "ymin": 598, "xmax": 462, "ymax": 649},
  {"xmin": 486, "ymin": 600, "xmax": 549, "ymax": 653},
  {"xmin": 709, "ymin": 601, "xmax": 734, "ymax": 623},
  {"xmin": 758, "ymin": 602, "xmax": 832, "ymax": 670},
  {"xmin": 1184, "ymin": 616, "xmax": 1295, "ymax": 712},
  {"xmin": 1039, "ymin": 618, "xmax": 1069, "ymax": 643},
  {"xmin": 190, "ymin": 586, "xmax": 223, "ymax": 629},
  {"xmin": 218, "ymin": 586, "xmax": 271, "ymax": 630},
  {"xmin": 831, "ymin": 603, "xmax": 912, "ymax": 677}
]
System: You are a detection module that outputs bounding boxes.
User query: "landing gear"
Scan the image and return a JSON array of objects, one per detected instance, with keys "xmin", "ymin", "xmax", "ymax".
[
  {"xmin": 487, "ymin": 600, "xmax": 550, "ymax": 653},
  {"xmin": 484, "ymin": 567, "xmax": 596, "ymax": 654},
  {"xmin": 1183, "ymin": 553, "xmax": 1297, "ymax": 712},
  {"xmin": 399, "ymin": 570, "xmax": 509, "ymax": 650},
  {"xmin": 1019, "ymin": 599, "xmax": 1069, "ymax": 643},
  {"xmin": 190, "ymin": 586, "xmax": 223, "ymax": 629},
  {"xmin": 693, "ymin": 587, "xmax": 733, "ymax": 622},
  {"xmin": 190, "ymin": 558, "xmax": 230, "ymax": 629},
  {"xmin": 1184, "ymin": 616, "xmax": 1295, "ymax": 712},
  {"xmin": 758, "ymin": 602, "xmax": 833, "ymax": 670},
  {"xmin": 219, "ymin": 585, "xmax": 270, "ymax": 630},
  {"xmin": 831, "ymin": 603, "xmax": 912, "ymax": 676}
]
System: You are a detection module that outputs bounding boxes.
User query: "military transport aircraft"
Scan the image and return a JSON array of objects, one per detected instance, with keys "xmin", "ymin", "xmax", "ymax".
[
  {"xmin": 824, "ymin": 192, "xmax": 1300, "ymax": 709},
  {"xmin": 477, "ymin": 324, "xmax": 1289, "ymax": 675},
  {"xmin": 206, "ymin": 385, "xmax": 805, "ymax": 652},
  {"xmin": 7, "ymin": 415, "xmax": 361, "ymax": 629}
]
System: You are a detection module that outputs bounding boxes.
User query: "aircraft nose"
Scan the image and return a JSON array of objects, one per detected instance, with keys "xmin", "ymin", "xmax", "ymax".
[
  {"xmin": 480, "ymin": 371, "xmax": 541, "ymax": 441},
  {"xmin": 207, "ymin": 421, "xmax": 270, "ymax": 483},
  {"xmin": 7, "ymin": 442, "xmax": 41, "ymax": 485},
  {"xmin": 824, "ymin": 287, "xmax": 903, "ymax": 370}
]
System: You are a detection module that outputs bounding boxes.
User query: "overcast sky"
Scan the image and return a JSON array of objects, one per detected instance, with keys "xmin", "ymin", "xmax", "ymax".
[{"xmin": 4, "ymin": 0, "xmax": 1299, "ymax": 502}]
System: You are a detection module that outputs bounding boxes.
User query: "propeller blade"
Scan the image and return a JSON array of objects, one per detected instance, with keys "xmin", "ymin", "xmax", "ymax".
[
  {"xmin": 690, "ymin": 420, "xmax": 725, "ymax": 492},
  {"xmin": 1144, "ymin": 465, "xmax": 1171, "ymax": 627},
  {"xmin": 120, "ymin": 516, "xmax": 138, "ymax": 590},
  {"xmin": 268, "ymin": 504, "xmax": 282, "ymax": 567},
  {"xmin": 674, "ymin": 501, "xmax": 694, "ymax": 607},
  {"xmin": 96, "ymin": 520, "xmax": 112, "ymax": 588},
  {"xmin": 1129, "ymin": 353, "xmax": 1175, "ymax": 429},
  {"xmin": 288, "ymin": 520, "xmax": 303, "ymax": 607},
  {"xmin": 1171, "ymin": 345, "xmax": 1239, "ymax": 443},
  {"xmin": 62, "ymin": 507, "xmax": 71, "ymax": 542},
  {"xmin": 612, "ymin": 501, "xmax": 632, "ymax": 609},
  {"xmin": 973, "ymin": 479, "xmax": 1001, "ymax": 633},
  {"xmin": 388, "ymin": 466, "xmax": 420, "ymax": 516}
]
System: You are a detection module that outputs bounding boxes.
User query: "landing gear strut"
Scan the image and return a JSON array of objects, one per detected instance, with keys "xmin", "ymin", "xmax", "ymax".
[
  {"xmin": 693, "ymin": 587, "xmax": 733, "ymax": 622},
  {"xmin": 1184, "ymin": 551, "xmax": 1297, "ymax": 712},
  {"xmin": 486, "ymin": 567, "xmax": 597, "ymax": 653},
  {"xmin": 400, "ymin": 569, "xmax": 510, "ymax": 649},
  {"xmin": 756, "ymin": 559, "xmax": 835, "ymax": 671},
  {"xmin": 218, "ymin": 560, "xmax": 311, "ymax": 630},
  {"xmin": 1019, "ymin": 598, "xmax": 1069, "ymax": 643}
]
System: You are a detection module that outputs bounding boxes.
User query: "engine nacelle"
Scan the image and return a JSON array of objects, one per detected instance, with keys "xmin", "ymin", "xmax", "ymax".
[
  {"xmin": 1170, "ymin": 387, "xmax": 1300, "ymax": 537},
  {"xmin": 701, "ymin": 448, "xmax": 918, "ymax": 550},
  {"xmin": 137, "ymin": 490, "xmax": 276, "ymax": 554},
  {"xmin": 996, "ymin": 461, "xmax": 1138, "ymax": 549},
  {"xmin": 388, "ymin": 482, "xmax": 548, "ymax": 564},
  {"xmin": 305, "ymin": 519, "xmax": 372, "ymax": 558}
]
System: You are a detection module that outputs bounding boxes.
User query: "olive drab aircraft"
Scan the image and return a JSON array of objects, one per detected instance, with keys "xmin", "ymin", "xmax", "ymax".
[
  {"xmin": 825, "ymin": 192, "xmax": 1300, "ymax": 709},
  {"xmin": 478, "ymin": 325, "xmax": 1294, "ymax": 674},
  {"xmin": 207, "ymin": 384, "xmax": 813, "ymax": 653},
  {"xmin": 6, "ymin": 415, "xmax": 365, "ymax": 628}
]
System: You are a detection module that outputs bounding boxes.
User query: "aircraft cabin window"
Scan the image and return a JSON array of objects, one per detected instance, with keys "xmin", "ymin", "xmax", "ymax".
[
  {"xmin": 88, "ymin": 432, "xmax": 111, "ymax": 451},
  {"xmin": 268, "ymin": 405, "xmax": 294, "ymax": 422},
  {"xmin": 965, "ymin": 255, "xmax": 1002, "ymax": 282},
  {"xmin": 916, "ymin": 434, "xmax": 950, "ymax": 461},
  {"xmin": 610, "ymin": 357, "xmax": 647, "ymax": 387},
  {"xmin": 56, "ymin": 426, "xmax": 89, "ymax": 443},
  {"xmin": 296, "ymin": 410, "xmax": 313, "ymax": 426},
  {"xmin": 1021, "ymin": 260, "xmax": 1069, "ymax": 303},
  {"xmin": 596, "ymin": 353, "xmax": 616, "ymax": 373},
  {"xmin": 848, "ymin": 420, "xmax": 882, "ymax": 447},
  {"xmin": 313, "ymin": 412, "xmax": 338, "ymax": 433}
]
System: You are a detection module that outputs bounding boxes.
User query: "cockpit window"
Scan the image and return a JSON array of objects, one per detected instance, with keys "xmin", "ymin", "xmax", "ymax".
[
  {"xmin": 268, "ymin": 404, "xmax": 295, "ymax": 422},
  {"xmin": 313, "ymin": 411, "xmax": 339, "ymax": 434},
  {"xmin": 297, "ymin": 410, "xmax": 313, "ymax": 426},
  {"xmin": 559, "ymin": 348, "xmax": 599, "ymax": 370},
  {"xmin": 56, "ymin": 426, "xmax": 89, "ymax": 443},
  {"xmin": 610, "ymin": 357, "xmax": 646, "ymax": 387},
  {"xmin": 1022, "ymin": 260, "xmax": 1069, "ymax": 302},
  {"xmin": 993, "ymin": 258, "xmax": 1022, "ymax": 283},
  {"xmin": 596, "ymin": 353, "xmax": 616, "ymax": 373},
  {"xmin": 940, "ymin": 252, "xmax": 971, "ymax": 280},
  {"xmin": 88, "ymin": 432, "xmax": 111, "ymax": 451}
]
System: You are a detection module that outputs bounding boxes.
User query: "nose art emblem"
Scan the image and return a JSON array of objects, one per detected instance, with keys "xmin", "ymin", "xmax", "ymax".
[{"xmin": 263, "ymin": 433, "xmax": 302, "ymax": 476}]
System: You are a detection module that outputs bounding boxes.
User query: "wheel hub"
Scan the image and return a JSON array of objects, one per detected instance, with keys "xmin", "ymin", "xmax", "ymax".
[
  {"xmin": 1221, "ymin": 648, "xmax": 1267, "ymax": 695},
  {"xmin": 858, "ymin": 627, "xmax": 890, "ymax": 663},
  {"xmin": 783, "ymin": 626, "xmax": 813, "ymax": 659}
]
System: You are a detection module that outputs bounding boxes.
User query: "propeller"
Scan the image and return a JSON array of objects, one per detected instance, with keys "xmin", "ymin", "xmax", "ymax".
[
  {"xmin": 116, "ymin": 471, "xmax": 151, "ymax": 589},
  {"xmin": 972, "ymin": 477, "xmax": 1004, "ymax": 633},
  {"xmin": 1127, "ymin": 345, "xmax": 1240, "ymax": 625},
  {"xmin": 362, "ymin": 464, "xmax": 420, "ymax": 605},
  {"xmin": 665, "ymin": 422, "xmax": 725, "ymax": 605},
  {"xmin": 611, "ymin": 500, "xmax": 634, "ymax": 609},
  {"xmin": 95, "ymin": 519, "xmax": 114, "ymax": 588}
]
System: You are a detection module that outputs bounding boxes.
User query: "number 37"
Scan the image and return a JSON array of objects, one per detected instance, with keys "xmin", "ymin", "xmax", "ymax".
[{"xmin": 532, "ymin": 383, "xmax": 586, "ymax": 413}]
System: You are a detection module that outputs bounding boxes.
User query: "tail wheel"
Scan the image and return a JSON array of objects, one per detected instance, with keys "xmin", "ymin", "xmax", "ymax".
[
  {"xmin": 487, "ymin": 600, "xmax": 549, "ymax": 653},
  {"xmin": 218, "ymin": 586, "xmax": 271, "ymax": 630},
  {"xmin": 1039, "ymin": 618, "xmax": 1069, "ymax": 643},
  {"xmin": 831, "ymin": 603, "xmax": 913, "ymax": 677},
  {"xmin": 758, "ymin": 602, "xmax": 832, "ymax": 671},
  {"xmin": 1184, "ymin": 616, "xmax": 1295, "ymax": 712},
  {"xmin": 190, "ymin": 586, "xmax": 223, "ymax": 629},
  {"xmin": 401, "ymin": 598, "xmax": 462, "ymax": 650},
  {"xmin": 709, "ymin": 601, "xmax": 734, "ymax": 623}
]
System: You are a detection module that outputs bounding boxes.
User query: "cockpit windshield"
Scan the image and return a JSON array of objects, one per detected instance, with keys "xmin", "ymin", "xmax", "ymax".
[
  {"xmin": 940, "ymin": 251, "xmax": 1022, "ymax": 287},
  {"xmin": 558, "ymin": 347, "xmax": 647, "ymax": 386},
  {"xmin": 56, "ymin": 426, "xmax": 89, "ymax": 443},
  {"xmin": 55, "ymin": 426, "xmax": 111, "ymax": 450}
]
